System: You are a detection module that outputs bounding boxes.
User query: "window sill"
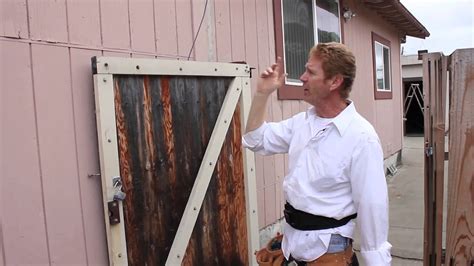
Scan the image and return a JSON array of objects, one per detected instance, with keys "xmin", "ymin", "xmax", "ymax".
[
  {"xmin": 278, "ymin": 84, "xmax": 304, "ymax": 100},
  {"xmin": 374, "ymin": 90, "xmax": 393, "ymax": 99}
]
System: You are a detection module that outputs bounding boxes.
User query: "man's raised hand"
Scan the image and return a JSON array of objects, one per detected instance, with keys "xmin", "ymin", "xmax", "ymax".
[{"xmin": 256, "ymin": 57, "xmax": 285, "ymax": 96}]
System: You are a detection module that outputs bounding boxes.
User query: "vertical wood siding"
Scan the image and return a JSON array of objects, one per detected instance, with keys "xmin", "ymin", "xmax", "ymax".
[
  {"xmin": 69, "ymin": 48, "xmax": 108, "ymax": 265},
  {"xmin": 1, "ymin": 41, "xmax": 50, "ymax": 265},
  {"xmin": 129, "ymin": 0, "xmax": 156, "ymax": 53},
  {"xmin": 0, "ymin": 0, "xmax": 29, "ymax": 39},
  {"xmin": 1, "ymin": 0, "xmax": 404, "ymax": 262},
  {"xmin": 28, "ymin": 0, "xmax": 68, "ymax": 42},
  {"xmin": 67, "ymin": 0, "xmax": 101, "ymax": 46},
  {"xmin": 31, "ymin": 44, "xmax": 88, "ymax": 265},
  {"xmin": 0, "ymin": 0, "xmax": 283, "ymax": 263},
  {"xmin": 175, "ymin": 0, "xmax": 194, "ymax": 57},
  {"xmin": 100, "ymin": 0, "xmax": 130, "ymax": 49},
  {"xmin": 190, "ymin": 0, "xmax": 213, "ymax": 61},
  {"xmin": 341, "ymin": 0, "xmax": 403, "ymax": 158},
  {"xmin": 155, "ymin": 0, "xmax": 179, "ymax": 57}
]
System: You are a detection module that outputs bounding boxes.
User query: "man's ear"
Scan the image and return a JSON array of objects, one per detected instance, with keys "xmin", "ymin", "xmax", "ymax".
[{"xmin": 329, "ymin": 74, "xmax": 344, "ymax": 91}]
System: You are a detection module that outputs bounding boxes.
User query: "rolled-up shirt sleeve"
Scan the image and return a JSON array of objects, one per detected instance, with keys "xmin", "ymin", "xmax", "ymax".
[
  {"xmin": 350, "ymin": 135, "xmax": 392, "ymax": 266},
  {"xmin": 242, "ymin": 116, "xmax": 295, "ymax": 155},
  {"xmin": 242, "ymin": 122, "xmax": 268, "ymax": 151}
]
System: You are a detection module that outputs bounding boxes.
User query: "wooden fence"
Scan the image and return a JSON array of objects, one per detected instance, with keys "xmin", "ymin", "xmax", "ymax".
[{"xmin": 423, "ymin": 49, "xmax": 473, "ymax": 266}]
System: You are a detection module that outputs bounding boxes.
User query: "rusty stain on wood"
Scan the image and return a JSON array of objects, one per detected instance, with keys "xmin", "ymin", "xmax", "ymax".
[
  {"xmin": 113, "ymin": 75, "xmax": 248, "ymax": 265},
  {"xmin": 113, "ymin": 78, "xmax": 139, "ymax": 261}
]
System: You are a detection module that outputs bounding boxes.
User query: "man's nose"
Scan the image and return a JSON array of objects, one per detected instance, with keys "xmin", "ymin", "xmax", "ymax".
[{"xmin": 300, "ymin": 72, "xmax": 307, "ymax": 82}]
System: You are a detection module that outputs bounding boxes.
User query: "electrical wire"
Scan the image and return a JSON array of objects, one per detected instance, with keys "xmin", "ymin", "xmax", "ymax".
[{"xmin": 187, "ymin": 0, "xmax": 209, "ymax": 60}]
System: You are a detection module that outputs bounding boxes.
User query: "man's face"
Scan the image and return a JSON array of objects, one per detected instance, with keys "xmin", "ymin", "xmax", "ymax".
[{"xmin": 299, "ymin": 56, "xmax": 333, "ymax": 102}]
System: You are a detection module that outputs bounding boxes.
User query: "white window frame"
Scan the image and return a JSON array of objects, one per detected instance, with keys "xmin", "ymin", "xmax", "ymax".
[
  {"xmin": 280, "ymin": 0, "xmax": 341, "ymax": 87},
  {"xmin": 374, "ymin": 40, "xmax": 392, "ymax": 92},
  {"xmin": 371, "ymin": 32, "xmax": 393, "ymax": 100}
]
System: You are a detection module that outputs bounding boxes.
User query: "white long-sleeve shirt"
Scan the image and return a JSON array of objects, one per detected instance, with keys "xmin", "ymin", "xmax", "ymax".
[{"xmin": 242, "ymin": 102, "xmax": 392, "ymax": 265}]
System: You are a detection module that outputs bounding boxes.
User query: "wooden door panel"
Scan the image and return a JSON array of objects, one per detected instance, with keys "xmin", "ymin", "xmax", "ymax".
[{"xmin": 113, "ymin": 75, "xmax": 248, "ymax": 265}]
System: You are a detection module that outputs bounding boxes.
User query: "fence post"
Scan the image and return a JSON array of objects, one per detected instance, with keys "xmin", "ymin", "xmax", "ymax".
[
  {"xmin": 445, "ymin": 48, "xmax": 474, "ymax": 266},
  {"xmin": 422, "ymin": 52, "xmax": 446, "ymax": 266}
]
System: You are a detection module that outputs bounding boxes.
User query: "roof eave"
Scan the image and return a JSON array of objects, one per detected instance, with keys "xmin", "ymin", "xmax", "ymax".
[{"xmin": 362, "ymin": 0, "xmax": 430, "ymax": 39}]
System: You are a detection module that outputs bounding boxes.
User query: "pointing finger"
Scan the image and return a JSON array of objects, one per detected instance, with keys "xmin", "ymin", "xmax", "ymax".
[{"xmin": 274, "ymin": 57, "xmax": 283, "ymax": 74}]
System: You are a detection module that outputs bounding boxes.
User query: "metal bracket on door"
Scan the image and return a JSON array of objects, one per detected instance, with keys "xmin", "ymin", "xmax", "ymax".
[
  {"xmin": 108, "ymin": 176, "xmax": 126, "ymax": 225},
  {"xmin": 108, "ymin": 200, "xmax": 121, "ymax": 225}
]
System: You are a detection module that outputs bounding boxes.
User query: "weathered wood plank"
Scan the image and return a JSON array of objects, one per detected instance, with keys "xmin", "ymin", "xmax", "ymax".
[
  {"xmin": 232, "ymin": 102, "xmax": 251, "ymax": 262},
  {"xmin": 433, "ymin": 55, "xmax": 446, "ymax": 266},
  {"xmin": 446, "ymin": 49, "xmax": 474, "ymax": 265},
  {"xmin": 422, "ymin": 53, "xmax": 432, "ymax": 265},
  {"xmin": 422, "ymin": 52, "xmax": 446, "ymax": 266},
  {"xmin": 113, "ymin": 75, "xmax": 248, "ymax": 265}
]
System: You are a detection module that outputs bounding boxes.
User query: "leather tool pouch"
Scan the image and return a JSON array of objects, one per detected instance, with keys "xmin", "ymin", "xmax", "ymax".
[{"xmin": 255, "ymin": 234, "xmax": 285, "ymax": 266}]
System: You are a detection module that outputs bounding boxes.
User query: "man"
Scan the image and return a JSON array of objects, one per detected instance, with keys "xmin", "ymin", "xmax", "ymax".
[{"xmin": 243, "ymin": 42, "xmax": 392, "ymax": 265}]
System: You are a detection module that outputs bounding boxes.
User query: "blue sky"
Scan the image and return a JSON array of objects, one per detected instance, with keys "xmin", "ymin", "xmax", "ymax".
[{"xmin": 400, "ymin": 0, "xmax": 473, "ymax": 55}]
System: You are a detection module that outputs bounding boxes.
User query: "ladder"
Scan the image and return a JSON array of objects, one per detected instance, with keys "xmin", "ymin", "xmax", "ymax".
[{"xmin": 403, "ymin": 83, "xmax": 424, "ymax": 119}]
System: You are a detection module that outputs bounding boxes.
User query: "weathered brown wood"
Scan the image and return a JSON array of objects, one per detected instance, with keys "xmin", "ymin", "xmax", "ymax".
[
  {"xmin": 423, "ymin": 53, "xmax": 445, "ymax": 266},
  {"xmin": 433, "ymin": 55, "xmax": 446, "ymax": 266},
  {"xmin": 423, "ymin": 53, "xmax": 433, "ymax": 265},
  {"xmin": 113, "ymin": 75, "xmax": 248, "ymax": 265},
  {"xmin": 446, "ymin": 49, "xmax": 474, "ymax": 265}
]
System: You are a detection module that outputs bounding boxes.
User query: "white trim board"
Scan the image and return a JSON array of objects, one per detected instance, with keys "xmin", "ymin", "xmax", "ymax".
[{"xmin": 92, "ymin": 56, "xmax": 251, "ymax": 77}]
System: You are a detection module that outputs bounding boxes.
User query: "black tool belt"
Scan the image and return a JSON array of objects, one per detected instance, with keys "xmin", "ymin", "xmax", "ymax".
[{"xmin": 284, "ymin": 202, "xmax": 357, "ymax": 231}]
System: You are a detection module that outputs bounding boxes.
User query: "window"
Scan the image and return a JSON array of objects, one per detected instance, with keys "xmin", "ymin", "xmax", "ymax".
[
  {"xmin": 371, "ymin": 32, "xmax": 392, "ymax": 99},
  {"xmin": 274, "ymin": 0, "xmax": 342, "ymax": 100}
]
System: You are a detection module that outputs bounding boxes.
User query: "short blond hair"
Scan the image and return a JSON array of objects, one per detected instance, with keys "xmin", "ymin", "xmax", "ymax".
[{"xmin": 310, "ymin": 42, "xmax": 356, "ymax": 99}]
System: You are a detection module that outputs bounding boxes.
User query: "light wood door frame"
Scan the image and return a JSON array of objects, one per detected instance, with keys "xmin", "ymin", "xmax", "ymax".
[{"xmin": 92, "ymin": 57, "xmax": 259, "ymax": 265}]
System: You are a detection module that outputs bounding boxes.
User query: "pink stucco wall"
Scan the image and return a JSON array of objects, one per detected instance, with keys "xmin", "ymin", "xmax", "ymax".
[{"xmin": 1, "ymin": 0, "xmax": 404, "ymax": 264}]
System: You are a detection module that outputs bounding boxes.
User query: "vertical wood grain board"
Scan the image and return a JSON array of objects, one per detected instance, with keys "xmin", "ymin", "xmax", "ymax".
[
  {"xmin": 446, "ymin": 49, "xmax": 474, "ymax": 265},
  {"xmin": 113, "ymin": 75, "xmax": 248, "ymax": 265}
]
